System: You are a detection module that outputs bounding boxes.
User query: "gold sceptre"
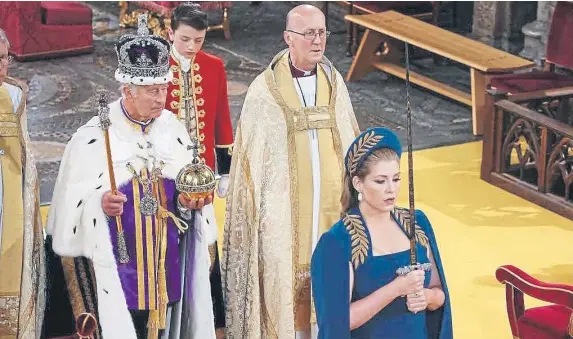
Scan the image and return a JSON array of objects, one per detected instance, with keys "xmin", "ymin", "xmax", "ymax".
[
  {"xmin": 98, "ymin": 93, "xmax": 130, "ymax": 264},
  {"xmin": 175, "ymin": 56, "xmax": 216, "ymax": 202}
]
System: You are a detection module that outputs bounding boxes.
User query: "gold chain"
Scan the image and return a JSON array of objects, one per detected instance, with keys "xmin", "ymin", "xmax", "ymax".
[{"xmin": 126, "ymin": 157, "xmax": 165, "ymax": 195}]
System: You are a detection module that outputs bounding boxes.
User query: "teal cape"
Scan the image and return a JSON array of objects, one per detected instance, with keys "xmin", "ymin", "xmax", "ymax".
[{"xmin": 311, "ymin": 207, "xmax": 453, "ymax": 338}]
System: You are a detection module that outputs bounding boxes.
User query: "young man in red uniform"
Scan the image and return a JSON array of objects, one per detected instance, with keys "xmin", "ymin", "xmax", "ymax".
[{"xmin": 166, "ymin": 2, "xmax": 233, "ymax": 333}]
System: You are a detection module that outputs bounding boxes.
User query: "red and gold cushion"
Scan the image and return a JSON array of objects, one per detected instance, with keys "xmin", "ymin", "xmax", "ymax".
[{"xmin": 518, "ymin": 305, "xmax": 572, "ymax": 339}]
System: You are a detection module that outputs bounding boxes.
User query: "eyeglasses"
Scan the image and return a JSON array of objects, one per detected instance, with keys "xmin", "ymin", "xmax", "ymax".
[
  {"xmin": 286, "ymin": 29, "xmax": 331, "ymax": 41},
  {"xmin": 0, "ymin": 55, "xmax": 13, "ymax": 65}
]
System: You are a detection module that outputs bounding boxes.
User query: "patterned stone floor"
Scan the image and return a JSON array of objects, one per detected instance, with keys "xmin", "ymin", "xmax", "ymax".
[{"xmin": 7, "ymin": 1, "xmax": 528, "ymax": 204}]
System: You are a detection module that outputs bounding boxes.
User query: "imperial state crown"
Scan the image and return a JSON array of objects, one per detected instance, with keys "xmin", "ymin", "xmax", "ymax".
[{"xmin": 114, "ymin": 14, "xmax": 173, "ymax": 85}]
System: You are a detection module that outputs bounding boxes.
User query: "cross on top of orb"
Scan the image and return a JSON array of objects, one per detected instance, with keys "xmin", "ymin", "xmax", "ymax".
[{"xmin": 187, "ymin": 137, "xmax": 201, "ymax": 163}]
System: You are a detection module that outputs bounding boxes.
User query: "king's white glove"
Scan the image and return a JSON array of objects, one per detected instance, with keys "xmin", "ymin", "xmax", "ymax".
[{"xmin": 217, "ymin": 174, "xmax": 230, "ymax": 198}]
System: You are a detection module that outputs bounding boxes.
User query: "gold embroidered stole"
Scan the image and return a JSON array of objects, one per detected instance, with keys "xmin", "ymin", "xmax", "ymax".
[
  {"xmin": 273, "ymin": 54, "xmax": 344, "ymax": 330},
  {"xmin": 0, "ymin": 84, "xmax": 24, "ymax": 318}
]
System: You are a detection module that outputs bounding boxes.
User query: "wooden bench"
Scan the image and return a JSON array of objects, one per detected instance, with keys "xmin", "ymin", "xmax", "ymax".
[{"xmin": 345, "ymin": 10, "xmax": 535, "ymax": 136}]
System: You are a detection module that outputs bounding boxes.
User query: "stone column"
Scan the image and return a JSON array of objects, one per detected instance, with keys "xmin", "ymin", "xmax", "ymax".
[
  {"xmin": 472, "ymin": 1, "xmax": 511, "ymax": 44},
  {"xmin": 519, "ymin": 1, "xmax": 556, "ymax": 64},
  {"xmin": 472, "ymin": 1, "xmax": 538, "ymax": 52}
]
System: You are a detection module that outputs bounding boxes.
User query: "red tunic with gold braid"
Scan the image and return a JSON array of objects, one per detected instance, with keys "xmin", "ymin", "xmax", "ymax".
[{"xmin": 166, "ymin": 50, "xmax": 234, "ymax": 174}]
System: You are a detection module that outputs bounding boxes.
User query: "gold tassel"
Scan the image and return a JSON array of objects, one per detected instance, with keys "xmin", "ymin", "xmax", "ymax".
[
  {"xmin": 147, "ymin": 310, "xmax": 159, "ymax": 339},
  {"xmin": 158, "ymin": 206, "xmax": 188, "ymax": 232},
  {"xmin": 157, "ymin": 219, "xmax": 169, "ymax": 328}
]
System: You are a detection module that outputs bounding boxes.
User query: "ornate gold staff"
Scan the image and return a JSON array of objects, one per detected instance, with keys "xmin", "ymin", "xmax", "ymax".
[
  {"xmin": 396, "ymin": 44, "xmax": 431, "ymax": 276},
  {"xmin": 176, "ymin": 56, "xmax": 216, "ymax": 202},
  {"xmin": 98, "ymin": 93, "xmax": 129, "ymax": 264}
]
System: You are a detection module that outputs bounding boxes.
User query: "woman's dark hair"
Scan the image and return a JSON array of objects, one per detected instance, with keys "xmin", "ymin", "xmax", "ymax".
[
  {"xmin": 340, "ymin": 148, "xmax": 399, "ymax": 217},
  {"xmin": 171, "ymin": 3, "xmax": 208, "ymax": 31}
]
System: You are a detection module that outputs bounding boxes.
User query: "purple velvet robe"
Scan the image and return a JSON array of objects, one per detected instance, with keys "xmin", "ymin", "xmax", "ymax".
[{"xmin": 108, "ymin": 177, "xmax": 182, "ymax": 310}]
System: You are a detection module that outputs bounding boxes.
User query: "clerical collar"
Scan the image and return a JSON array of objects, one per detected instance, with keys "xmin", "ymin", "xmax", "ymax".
[
  {"xmin": 289, "ymin": 55, "xmax": 317, "ymax": 78},
  {"xmin": 120, "ymin": 99, "xmax": 154, "ymax": 132},
  {"xmin": 173, "ymin": 47, "xmax": 192, "ymax": 73}
]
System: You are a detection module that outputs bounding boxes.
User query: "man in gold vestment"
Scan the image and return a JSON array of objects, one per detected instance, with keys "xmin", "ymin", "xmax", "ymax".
[
  {"xmin": 222, "ymin": 5, "xmax": 360, "ymax": 339},
  {"xmin": 0, "ymin": 28, "xmax": 45, "ymax": 339}
]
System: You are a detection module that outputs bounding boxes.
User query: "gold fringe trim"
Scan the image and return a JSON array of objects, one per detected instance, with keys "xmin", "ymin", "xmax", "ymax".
[
  {"xmin": 157, "ymin": 221, "xmax": 168, "ymax": 328},
  {"xmin": 147, "ymin": 309, "xmax": 160, "ymax": 339}
]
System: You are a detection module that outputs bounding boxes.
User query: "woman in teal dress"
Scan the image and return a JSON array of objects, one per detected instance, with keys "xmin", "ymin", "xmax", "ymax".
[{"xmin": 311, "ymin": 127, "xmax": 452, "ymax": 338}]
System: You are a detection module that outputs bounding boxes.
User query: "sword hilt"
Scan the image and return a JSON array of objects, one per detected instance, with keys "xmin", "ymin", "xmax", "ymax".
[{"xmin": 396, "ymin": 262, "xmax": 432, "ymax": 276}]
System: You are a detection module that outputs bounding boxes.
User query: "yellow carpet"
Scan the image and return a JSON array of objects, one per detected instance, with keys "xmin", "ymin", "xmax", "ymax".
[{"xmin": 40, "ymin": 141, "xmax": 573, "ymax": 338}]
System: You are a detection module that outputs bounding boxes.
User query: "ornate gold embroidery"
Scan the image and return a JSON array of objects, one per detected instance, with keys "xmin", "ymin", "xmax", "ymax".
[
  {"xmin": 320, "ymin": 62, "xmax": 345, "ymax": 172},
  {"xmin": 170, "ymin": 65, "xmax": 179, "ymax": 73},
  {"xmin": 199, "ymin": 144, "xmax": 206, "ymax": 154},
  {"xmin": 415, "ymin": 226, "xmax": 429, "ymax": 249},
  {"xmin": 263, "ymin": 67, "xmax": 301, "ymax": 326},
  {"xmin": 263, "ymin": 52, "xmax": 343, "ymax": 328},
  {"xmin": 199, "ymin": 133, "xmax": 205, "ymax": 142},
  {"xmin": 393, "ymin": 208, "xmax": 429, "ymax": 249},
  {"xmin": 0, "ymin": 126, "xmax": 19, "ymax": 137},
  {"xmin": 195, "ymin": 86, "xmax": 203, "ymax": 95},
  {"xmin": 197, "ymin": 109, "xmax": 205, "ymax": 118},
  {"xmin": 61, "ymin": 257, "xmax": 86, "ymax": 321},
  {"xmin": 198, "ymin": 121, "xmax": 205, "ymax": 129},
  {"xmin": 197, "ymin": 98, "xmax": 204, "ymax": 107},
  {"xmin": 343, "ymin": 214, "xmax": 368, "ymax": 269},
  {"xmin": 170, "ymin": 101, "xmax": 179, "ymax": 109},
  {"xmin": 194, "ymin": 74, "xmax": 202, "ymax": 83},
  {"xmin": 0, "ymin": 114, "xmax": 17, "ymax": 123},
  {"xmin": 171, "ymin": 78, "xmax": 179, "ymax": 86},
  {"xmin": 171, "ymin": 89, "xmax": 180, "ymax": 97},
  {"xmin": 292, "ymin": 107, "xmax": 332, "ymax": 131},
  {"xmin": 193, "ymin": 63, "xmax": 200, "ymax": 71},
  {"xmin": 346, "ymin": 130, "xmax": 383, "ymax": 175}
]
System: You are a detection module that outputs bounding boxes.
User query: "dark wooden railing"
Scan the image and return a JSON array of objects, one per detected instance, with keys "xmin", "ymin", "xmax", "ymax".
[{"xmin": 481, "ymin": 90, "xmax": 573, "ymax": 220}]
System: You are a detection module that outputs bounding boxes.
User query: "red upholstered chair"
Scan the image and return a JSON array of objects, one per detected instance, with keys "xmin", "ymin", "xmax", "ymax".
[
  {"xmin": 488, "ymin": 2, "xmax": 573, "ymax": 97},
  {"xmin": 0, "ymin": 1, "xmax": 93, "ymax": 61},
  {"xmin": 119, "ymin": 1, "xmax": 231, "ymax": 40},
  {"xmin": 496, "ymin": 265, "xmax": 573, "ymax": 339}
]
